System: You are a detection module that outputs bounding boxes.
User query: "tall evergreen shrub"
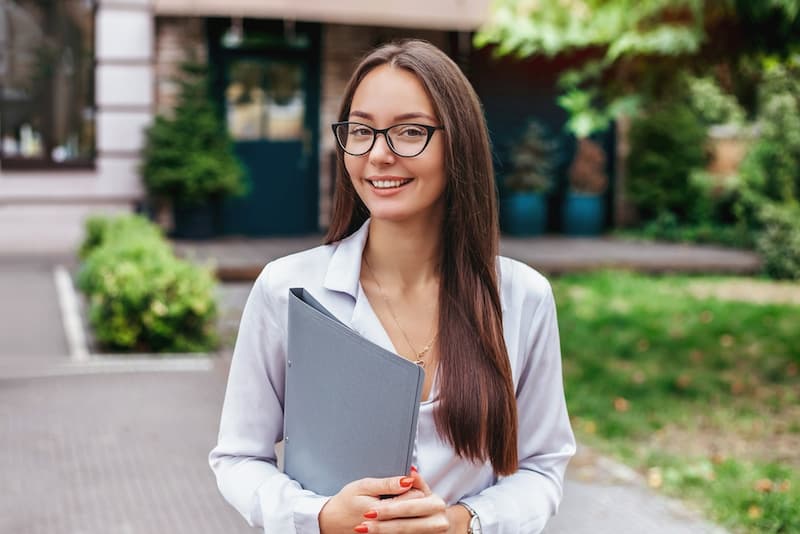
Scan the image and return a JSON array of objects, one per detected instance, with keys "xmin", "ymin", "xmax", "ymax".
[{"xmin": 140, "ymin": 62, "xmax": 246, "ymax": 205}]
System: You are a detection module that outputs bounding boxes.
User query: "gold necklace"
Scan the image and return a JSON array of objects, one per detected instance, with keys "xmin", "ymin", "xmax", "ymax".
[{"xmin": 363, "ymin": 256, "xmax": 437, "ymax": 368}]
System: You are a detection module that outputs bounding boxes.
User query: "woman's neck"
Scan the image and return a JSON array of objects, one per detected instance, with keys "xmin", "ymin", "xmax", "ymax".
[{"xmin": 363, "ymin": 216, "xmax": 442, "ymax": 291}]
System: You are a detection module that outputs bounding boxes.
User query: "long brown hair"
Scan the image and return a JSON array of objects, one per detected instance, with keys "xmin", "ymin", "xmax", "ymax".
[{"xmin": 325, "ymin": 40, "xmax": 518, "ymax": 476}]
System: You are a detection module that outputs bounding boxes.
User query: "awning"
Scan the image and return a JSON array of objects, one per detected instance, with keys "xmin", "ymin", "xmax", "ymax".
[{"xmin": 153, "ymin": 0, "xmax": 490, "ymax": 31}]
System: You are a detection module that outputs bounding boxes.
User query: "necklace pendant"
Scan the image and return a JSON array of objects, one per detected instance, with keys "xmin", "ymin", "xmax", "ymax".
[{"xmin": 414, "ymin": 359, "xmax": 426, "ymax": 369}]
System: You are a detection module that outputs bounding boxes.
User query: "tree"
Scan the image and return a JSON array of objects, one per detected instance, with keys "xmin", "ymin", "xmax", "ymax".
[
  {"xmin": 475, "ymin": 0, "xmax": 800, "ymax": 134},
  {"xmin": 140, "ymin": 62, "xmax": 246, "ymax": 205}
]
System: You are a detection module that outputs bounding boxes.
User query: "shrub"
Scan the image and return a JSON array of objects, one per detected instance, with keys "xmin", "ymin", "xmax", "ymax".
[
  {"xmin": 756, "ymin": 203, "xmax": 800, "ymax": 280},
  {"xmin": 79, "ymin": 214, "xmax": 165, "ymax": 260},
  {"xmin": 688, "ymin": 170, "xmax": 740, "ymax": 226},
  {"xmin": 504, "ymin": 121, "xmax": 559, "ymax": 193},
  {"xmin": 568, "ymin": 138, "xmax": 608, "ymax": 193},
  {"xmin": 627, "ymin": 101, "xmax": 709, "ymax": 221},
  {"xmin": 77, "ymin": 215, "xmax": 218, "ymax": 352},
  {"xmin": 140, "ymin": 62, "xmax": 246, "ymax": 205},
  {"xmin": 735, "ymin": 61, "xmax": 800, "ymax": 231},
  {"xmin": 686, "ymin": 75, "xmax": 746, "ymax": 127},
  {"xmin": 634, "ymin": 212, "xmax": 753, "ymax": 249}
]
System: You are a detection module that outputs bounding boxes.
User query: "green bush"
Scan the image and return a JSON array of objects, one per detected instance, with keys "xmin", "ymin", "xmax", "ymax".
[
  {"xmin": 77, "ymin": 215, "xmax": 218, "ymax": 352},
  {"xmin": 627, "ymin": 101, "xmax": 709, "ymax": 221},
  {"xmin": 736, "ymin": 61, "xmax": 800, "ymax": 231},
  {"xmin": 686, "ymin": 75, "xmax": 746, "ymax": 127},
  {"xmin": 631, "ymin": 212, "xmax": 753, "ymax": 249},
  {"xmin": 688, "ymin": 169, "xmax": 741, "ymax": 226},
  {"xmin": 79, "ymin": 214, "xmax": 166, "ymax": 260},
  {"xmin": 140, "ymin": 62, "xmax": 246, "ymax": 204},
  {"xmin": 756, "ymin": 203, "xmax": 800, "ymax": 280}
]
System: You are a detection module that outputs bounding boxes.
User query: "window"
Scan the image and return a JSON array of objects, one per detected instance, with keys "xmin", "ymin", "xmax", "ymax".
[
  {"xmin": 226, "ymin": 59, "xmax": 306, "ymax": 142},
  {"xmin": 0, "ymin": 0, "xmax": 95, "ymax": 169}
]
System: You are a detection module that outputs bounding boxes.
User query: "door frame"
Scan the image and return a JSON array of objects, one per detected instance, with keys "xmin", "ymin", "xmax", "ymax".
[{"xmin": 206, "ymin": 17, "xmax": 322, "ymax": 235}]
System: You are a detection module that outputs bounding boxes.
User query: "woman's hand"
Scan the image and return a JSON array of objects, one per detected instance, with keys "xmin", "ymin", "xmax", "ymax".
[
  {"xmin": 353, "ymin": 469, "xmax": 452, "ymax": 533},
  {"xmin": 318, "ymin": 475, "xmax": 417, "ymax": 534}
]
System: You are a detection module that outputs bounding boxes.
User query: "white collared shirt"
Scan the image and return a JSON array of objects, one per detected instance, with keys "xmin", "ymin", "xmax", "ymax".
[{"xmin": 209, "ymin": 220, "xmax": 575, "ymax": 534}]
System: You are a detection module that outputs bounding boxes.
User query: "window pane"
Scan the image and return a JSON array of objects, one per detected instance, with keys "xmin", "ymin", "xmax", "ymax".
[
  {"xmin": 0, "ymin": 0, "xmax": 95, "ymax": 165},
  {"xmin": 225, "ymin": 58, "xmax": 304, "ymax": 141}
]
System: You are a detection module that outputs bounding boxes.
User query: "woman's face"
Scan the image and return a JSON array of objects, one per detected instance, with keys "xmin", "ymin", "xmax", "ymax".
[{"xmin": 345, "ymin": 64, "xmax": 447, "ymax": 225}]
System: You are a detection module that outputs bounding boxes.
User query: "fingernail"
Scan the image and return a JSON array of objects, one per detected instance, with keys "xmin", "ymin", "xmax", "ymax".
[
  {"xmin": 400, "ymin": 476, "xmax": 414, "ymax": 487},
  {"xmin": 354, "ymin": 525, "xmax": 369, "ymax": 533},
  {"xmin": 410, "ymin": 465, "xmax": 418, "ymax": 473},
  {"xmin": 363, "ymin": 510, "xmax": 378, "ymax": 519}
]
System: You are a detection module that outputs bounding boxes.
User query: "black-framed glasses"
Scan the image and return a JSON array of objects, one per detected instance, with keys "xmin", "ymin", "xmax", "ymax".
[{"xmin": 331, "ymin": 121, "xmax": 444, "ymax": 158}]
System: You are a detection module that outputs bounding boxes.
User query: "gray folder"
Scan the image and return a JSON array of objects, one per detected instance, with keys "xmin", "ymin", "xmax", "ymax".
[{"xmin": 284, "ymin": 288, "xmax": 425, "ymax": 496}]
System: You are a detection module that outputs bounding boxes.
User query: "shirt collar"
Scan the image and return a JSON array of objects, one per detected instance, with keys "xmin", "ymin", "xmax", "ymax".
[
  {"xmin": 323, "ymin": 218, "xmax": 370, "ymax": 299},
  {"xmin": 322, "ymin": 218, "xmax": 506, "ymax": 313}
]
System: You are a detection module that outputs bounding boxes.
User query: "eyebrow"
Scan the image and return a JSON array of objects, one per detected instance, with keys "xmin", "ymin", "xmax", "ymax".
[{"xmin": 349, "ymin": 110, "xmax": 437, "ymax": 122}]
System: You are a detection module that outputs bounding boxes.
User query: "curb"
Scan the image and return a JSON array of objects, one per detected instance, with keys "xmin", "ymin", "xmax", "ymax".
[
  {"xmin": 54, "ymin": 264, "xmax": 89, "ymax": 361},
  {"xmin": 0, "ymin": 355, "xmax": 216, "ymax": 380},
  {"xmin": 212, "ymin": 259, "xmax": 763, "ymax": 283}
]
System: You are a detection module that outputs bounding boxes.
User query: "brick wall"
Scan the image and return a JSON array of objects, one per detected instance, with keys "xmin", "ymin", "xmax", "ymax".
[{"xmin": 154, "ymin": 17, "xmax": 207, "ymax": 115}]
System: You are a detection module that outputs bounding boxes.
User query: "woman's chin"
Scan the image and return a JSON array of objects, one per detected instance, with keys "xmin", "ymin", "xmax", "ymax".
[
  {"xmin": 366, "ymin": 208, "xmax": 414, "ymax": 223},
  {"xmin": 365, "ymin": 199, "xmax": 446, "ymax": 226}
]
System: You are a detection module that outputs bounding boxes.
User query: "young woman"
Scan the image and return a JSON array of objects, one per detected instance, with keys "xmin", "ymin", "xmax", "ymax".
[{"xmin": 210, "ymin": 40, "xmax": 575, "ymax": 534}]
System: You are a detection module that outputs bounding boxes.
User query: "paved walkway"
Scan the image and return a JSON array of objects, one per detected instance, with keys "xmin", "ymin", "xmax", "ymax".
[
  {"xmin": 0, "ymin": 366, "xmax": 253, "ymax": 534},
  {"xmin": 0, "ymin": 244, "xmax": 739, "ymax": 533},
  {"xmin": 0, "ymin": 259, "xmax": 70, "ymax": 359},
  {"xmin": 174, "ymin": 234, "xmax": 762, "ymax": 281},
  {"xmin": 0, "ymin": 353, "xmax": 728, "ymax": 534}
]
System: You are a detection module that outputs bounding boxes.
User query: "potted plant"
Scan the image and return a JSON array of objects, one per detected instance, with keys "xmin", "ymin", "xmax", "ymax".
[
  {"xmin": 556, "ymin": 88, "xmax": 616, "ymax": 236},
  {"xmin": 140, "ymin": 61, "xmax": 247, "ymax": 239},
  {"xmin": 500, "ymin": 121, "xmax": 557, "ymax": 235},
  {"xmin": 563, "ymin": 137, "xmax": 609, "ymax": 235}
]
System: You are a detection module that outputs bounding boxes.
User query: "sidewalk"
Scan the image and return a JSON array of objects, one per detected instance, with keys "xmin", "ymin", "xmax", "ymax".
[
  {"xmin": 0, "ymin": 351, "xmax": 729, "ymax": 534},
  {"xmin": 174, "ymin": 234, "xmax": 762, "ymax": 281},
  {"xmin": 0, "ymin": 259, "xmax": 70, "ymax": 360},
  {"xmin": 0, "ymin": 239, "xmax": 743, "ymax": 533}
]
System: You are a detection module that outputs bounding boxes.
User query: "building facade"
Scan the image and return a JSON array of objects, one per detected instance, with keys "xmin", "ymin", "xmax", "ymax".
[
  {"xmin": 2, "ymin": 0, "xmax": 620, "ymax": 251},
  {"xmin": 0, "ymin": 0, "xmax": 490, "ymax": 249}
]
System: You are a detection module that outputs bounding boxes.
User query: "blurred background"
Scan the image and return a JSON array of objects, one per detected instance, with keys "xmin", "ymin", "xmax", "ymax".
[{"xmin": 1, "ymin": 1, "xmax": 799, "ymax": 533}]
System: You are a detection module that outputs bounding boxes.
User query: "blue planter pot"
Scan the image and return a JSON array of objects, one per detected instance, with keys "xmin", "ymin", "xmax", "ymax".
[
  {"xmin": 501, "ymin": 192, "xmax": 547, "ymax": 236},
  {"xmin": 563, "ymin": 191, "xmax": 605, "ymax": 236}
]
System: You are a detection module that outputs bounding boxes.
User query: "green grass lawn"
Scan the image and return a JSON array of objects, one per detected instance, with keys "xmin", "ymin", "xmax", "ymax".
[{"xmin": 552, "ymin": 271, "xmax": 800, "ymax": 534}]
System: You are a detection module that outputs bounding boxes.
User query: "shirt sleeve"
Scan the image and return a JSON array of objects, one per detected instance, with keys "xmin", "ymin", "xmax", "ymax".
[
  {"xmin": 209, "ymin": 263, "xmax": 330, "ymax": 533},
  {"xmin": 460, "ymin": 282, "xmax": 576, "ymax": 534}
]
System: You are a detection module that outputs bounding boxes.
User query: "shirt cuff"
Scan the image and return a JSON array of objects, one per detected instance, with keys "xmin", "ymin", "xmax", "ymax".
[
  {"xmin": 292, "ymin": 493, "xmax": 331, "ymax": 534},
  {"xmin": 460, "ymin": 494, "xmax": 519, "ymax": 534}
]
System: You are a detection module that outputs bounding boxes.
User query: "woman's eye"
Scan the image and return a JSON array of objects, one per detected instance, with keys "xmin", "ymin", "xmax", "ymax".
[
  {"xmin": 350, "ymin": 127, "xmax": 372, "ymax": 136},
  {"xmin": 397, "ymin": 126, "xmax": 426, "ymax": 137}
]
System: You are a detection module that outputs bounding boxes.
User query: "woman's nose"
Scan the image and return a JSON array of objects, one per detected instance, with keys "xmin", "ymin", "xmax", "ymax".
[{"xmin": 369, "ymin": 132, "xmax": 396, "ymax": 164}]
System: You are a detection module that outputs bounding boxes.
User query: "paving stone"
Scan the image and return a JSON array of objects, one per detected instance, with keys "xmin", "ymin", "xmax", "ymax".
[
  {"xmin": 0, "ymin": 369, "xmax": 255, "ymax": 534},
  {"xmin": 0, "ymin": 262, "xmax": 69, "ymax": 359}
]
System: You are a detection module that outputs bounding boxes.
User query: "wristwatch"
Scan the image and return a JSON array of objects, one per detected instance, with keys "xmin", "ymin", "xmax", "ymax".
[{"xmin": 459, "ymin": 502, "xmax": 482, "ymax": 534}]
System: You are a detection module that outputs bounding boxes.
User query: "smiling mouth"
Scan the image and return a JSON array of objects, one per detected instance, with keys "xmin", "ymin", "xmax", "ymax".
[{"xmin": 367, "ymin": 178, "xmax": 413, "ymax": 190}]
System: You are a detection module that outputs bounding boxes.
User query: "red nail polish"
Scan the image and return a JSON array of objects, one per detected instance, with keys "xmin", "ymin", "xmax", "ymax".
[
  {"xmin": 363, "ymin": 510, "xmax": 378, "ymax": 519},
  {"xmin": 400, "ymin": 476, "xmax": 414, "ymax": 487},
  {"xmin": 410, "ymin": 465, "xmax": 418, "ymax": 473},
  {"xmin": 354, "ymin": 525, "xmax": 369, "ymax": 533}
]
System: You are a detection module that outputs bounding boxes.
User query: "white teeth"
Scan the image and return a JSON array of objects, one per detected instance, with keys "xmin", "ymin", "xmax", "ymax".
[{"xmin": 370, "ymin": 179, "xmax": 409, "ymax": 189}]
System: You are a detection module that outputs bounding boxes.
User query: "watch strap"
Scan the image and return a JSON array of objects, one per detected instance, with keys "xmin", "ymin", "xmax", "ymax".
[{"xmin": 459, "ymin": 501, "xmax": 481, "ymax": 534}]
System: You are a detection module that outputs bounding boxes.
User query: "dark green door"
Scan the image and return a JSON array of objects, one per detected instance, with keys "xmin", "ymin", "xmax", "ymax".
[{"xmin": 209, "ymin": 20, "xmax": 320, "ymax": 235}]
